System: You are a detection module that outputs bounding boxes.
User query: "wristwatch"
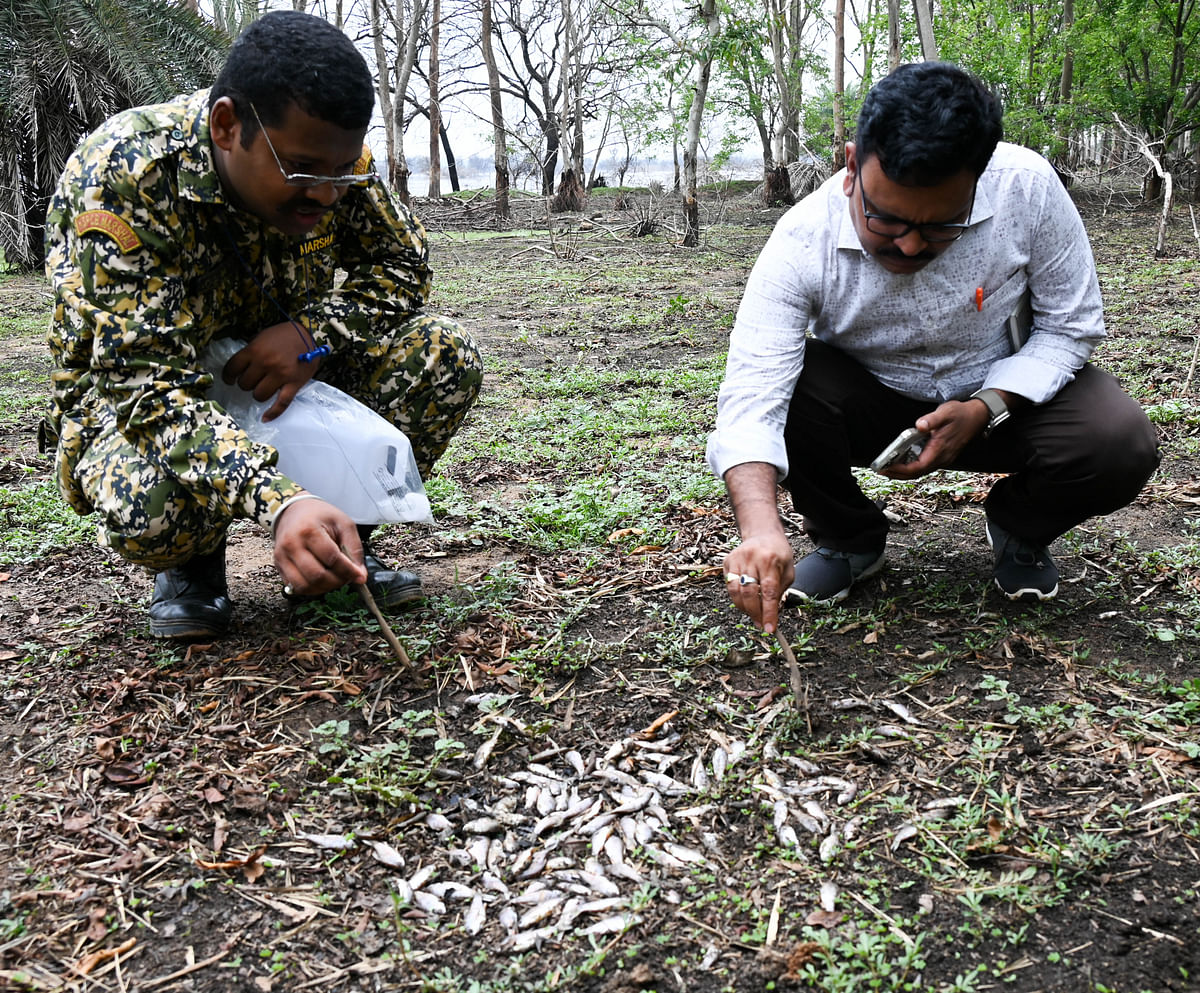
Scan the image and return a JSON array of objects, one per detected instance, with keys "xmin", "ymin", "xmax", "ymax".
[{"xmin": 970, "ymin": 388, "xmax": 1010, "ymax": 438}]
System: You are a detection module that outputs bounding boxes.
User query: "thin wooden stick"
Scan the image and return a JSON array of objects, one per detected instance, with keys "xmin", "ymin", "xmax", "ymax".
[
  {"xmin": 775, "ymin": 629, "xmax": 805, "ymax": 709},
  {"xmin": 354, "ymin": 582, "xmax": 414, "ymax": 669},
  {"xmin": 143, "ymin": 939, "xmax": 238, "ymax": 989}
]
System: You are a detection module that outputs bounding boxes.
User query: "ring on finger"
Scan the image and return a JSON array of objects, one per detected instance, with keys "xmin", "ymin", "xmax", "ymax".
[{"xmin": 724, "ymin": 573, "xmax": 759, "ymax": 586}]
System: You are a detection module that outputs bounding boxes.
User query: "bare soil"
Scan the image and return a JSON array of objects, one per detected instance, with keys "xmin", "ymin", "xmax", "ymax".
[{"xmin": 0, "ymin": 189, "xmax": 1198, "ymax": 993}]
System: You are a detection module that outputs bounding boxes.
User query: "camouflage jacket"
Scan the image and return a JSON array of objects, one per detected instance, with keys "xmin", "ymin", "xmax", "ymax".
[{"xmin": 45, "ymin": 88, "xmax": 432, "ymax": 527}]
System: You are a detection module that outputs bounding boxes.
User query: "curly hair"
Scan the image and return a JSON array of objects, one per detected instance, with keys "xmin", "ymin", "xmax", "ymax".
[
  {"xmin": 209, "ymin": 11, "xmax": 374, "ymax": 148},
  {"xmin": 856, "ymin": 62, "xmax": 1003, "ymax": 184}
]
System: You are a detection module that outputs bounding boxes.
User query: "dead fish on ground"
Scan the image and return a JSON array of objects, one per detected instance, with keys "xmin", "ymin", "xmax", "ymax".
[
  {"xmin": 464, "ymin": 894, "xmax": 486, "ymax": 935},
  {"xmin": 505, "ymin": 925, "xmax": 557, "ymax": 953}
]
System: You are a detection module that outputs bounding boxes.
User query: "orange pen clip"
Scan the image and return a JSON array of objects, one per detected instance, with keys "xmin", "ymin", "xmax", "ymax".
[{"xmin": 975, "ymin": 287, "xmax": 984, "ymax": 311}]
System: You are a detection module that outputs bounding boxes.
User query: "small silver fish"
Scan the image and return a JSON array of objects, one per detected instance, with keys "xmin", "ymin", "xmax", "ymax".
[
  {"xmin": 413, "ymin": 890, "xmax": 446, "ymax": 916},
  {"xmin": 423, "ymin": 813, "xmax": 453, "ymax": 833},
  {"xmin": 565, "ymin": 750, "xmax": 586, "ymax": 776},
  {"xmin": 518, "ymin": 896, "xmax": 565, "ymax": 928},
  {"xmin": 819, "ymin": 831, "xmax": 840, "ymax": 863},
  {"xmin": 577, "ymin": 913, "xmax": 640, "ymax": 936},
  {"xmin": 506, "ymin": 925, "xmax": 556, "ymax": 953},
  {"xmin": 480, "ymin": 871, "xmax": 509, "ymax": 895},
  {"xmin": 661, "ymin": 842, "xmax": 707, "ymax": 865},
  {"xmin": 462, "ymin": 817, "xmax": 504, "ymax": 836},
  {"xmin": 578, "ymin": 869, "xmax": 621, "ymax": 897},
  {"xmin": 463, "ymin": 894, "xmax": 486, "ymax": 935}
]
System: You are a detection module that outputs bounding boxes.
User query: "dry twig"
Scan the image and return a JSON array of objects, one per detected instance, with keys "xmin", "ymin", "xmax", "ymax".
[{"xmin": 354, "ymin": 582, "xmax": 414, "ymax": 669}]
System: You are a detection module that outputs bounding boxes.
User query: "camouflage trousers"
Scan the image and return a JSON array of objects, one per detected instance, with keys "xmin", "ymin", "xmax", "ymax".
[{"xmin": 71, "ymin": 314, "xmax": 482, "ymax": 570}]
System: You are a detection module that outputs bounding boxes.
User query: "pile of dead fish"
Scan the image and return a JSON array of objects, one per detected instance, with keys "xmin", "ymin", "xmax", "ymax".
[{"xmin": 296, "ymin": 694, "xmax": 905, "ymax": 953}]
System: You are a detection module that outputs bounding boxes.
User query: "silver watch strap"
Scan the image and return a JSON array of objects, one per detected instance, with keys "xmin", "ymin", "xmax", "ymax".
[{"xmin": 970, "ymin": 388, "xmax": 1010, "ymax": 436}]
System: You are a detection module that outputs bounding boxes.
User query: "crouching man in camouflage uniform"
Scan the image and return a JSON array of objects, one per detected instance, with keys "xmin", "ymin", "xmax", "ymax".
[{"xmin": 42, "ymin": 11, "xmax": 483, "ymax": 641}]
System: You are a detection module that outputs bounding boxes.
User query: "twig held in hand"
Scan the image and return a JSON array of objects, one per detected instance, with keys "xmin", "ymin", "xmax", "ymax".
[
  {"xmin": 355, "ymin": 582, "xmax": 414, "ymax": 669},
  {"xmin": 775, "ymin": 628, "xmax": 805, "ymax": 710}
]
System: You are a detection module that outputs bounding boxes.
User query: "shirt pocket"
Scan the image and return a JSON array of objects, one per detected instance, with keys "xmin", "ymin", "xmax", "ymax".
[{"xmin": 979, "ymin": 270, "xmax": 1029, "ymax": 350}]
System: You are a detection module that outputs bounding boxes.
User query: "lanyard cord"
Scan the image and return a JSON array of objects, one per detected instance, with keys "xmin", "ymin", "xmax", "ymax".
[{"xmin": 216, "ymin": 216, "xmax": 331, "ymax": 363}]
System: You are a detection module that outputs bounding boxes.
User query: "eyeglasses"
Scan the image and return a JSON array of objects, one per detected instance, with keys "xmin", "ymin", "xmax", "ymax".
[
  {"xmin": 857, "ymin": 174, "xmax": 975, "ymax": 243},
  {"xmin": 248, "ymin": 102, "xmax": 377, "ymax": 189}
]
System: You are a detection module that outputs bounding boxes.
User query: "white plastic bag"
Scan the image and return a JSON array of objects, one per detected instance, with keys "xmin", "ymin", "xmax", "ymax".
[{"xmin": 202, "ymin": 338, "xmax": 432, "ymax": 525}]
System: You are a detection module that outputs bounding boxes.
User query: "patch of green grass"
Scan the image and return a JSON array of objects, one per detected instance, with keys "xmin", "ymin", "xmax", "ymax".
[
  {"xmin": 0, "ymin": 309, "xmax": 50, "ymax": 342},
  {"xmin": 0, "ymin": 480, "xmax": 97, "ymax": 564},
  {"xmin": 794, "ymin": 914, "xmax": 928, "ymax": 991},
  {"xmin": 308, "ymin": 709, "xmax": 465, "ymax": 809},
  {"xmin": 0, "ymin": 370, "xmax": 47, "ymax": 427}
]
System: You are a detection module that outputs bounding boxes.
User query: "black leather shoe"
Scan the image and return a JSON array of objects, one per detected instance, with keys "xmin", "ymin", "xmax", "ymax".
[
  {"xmin": 149, "ymin": 540, "xmax": 233, "ymax": 640},
  {"xmin": 359, "ymin": 525, "xmax": 424, "ymax": 609}
]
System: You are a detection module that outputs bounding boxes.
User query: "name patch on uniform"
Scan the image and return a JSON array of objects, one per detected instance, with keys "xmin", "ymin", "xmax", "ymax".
[
  {"xmin": 75, "ymin": 210, "xmax": 141, "ymax": 253},
  {"xmin": 299, "ymin": 233, "xmax": 335, "ymax": 257}
]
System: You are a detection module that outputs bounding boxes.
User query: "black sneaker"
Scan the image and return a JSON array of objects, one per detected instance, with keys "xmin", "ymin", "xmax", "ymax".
[
  {"xmin": 363, "ymin": 552, "xmax": 424, "ymax": 608},
  {"xmin": 283, "ymin": 551, "xmax": 424, "ymax": 609},
  {"xmin": 986, "ymin": 519, "xmax": 1059, "ymax": 600},
  {"xmin": 784, "ymin": 546, "xmax": 886, "ymax": 604},
  {"xmin": 359, "ymin": 525, "xmax": 423, "ymax": 609},
  {"xmin": 149, "ymin": 540, "xmax": 233, "ymax": 640}
]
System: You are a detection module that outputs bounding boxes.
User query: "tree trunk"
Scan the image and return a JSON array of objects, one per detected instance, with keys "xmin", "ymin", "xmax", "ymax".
[
  {"xmin": 553, "ymin": 168, "xmax": 586, "ymax": 212},
  {"xmin": 1055, "ymin": 0, "xmax": 1075, "ymax": 163},
  {"xmin": 480, "ymin": 0, "xmax": 510, "ymax": 218},
  {"xmin": 390, "ymin": 0, "xmax": 423, "ymax": 205},
  {"xmin": 427, "ymin": 0, "xmax": 442, "ymax": 198},
  {"xmin": 553, "ymin": 0, "xmax": 585, "ymax": 212},
  {"xmin": 439, "ymin": 121, "xmax": 460, "ymax": 192},
  {"xmin": 911, "ymin": 0, "xmax": 937, "ymax": 60},
  {"xmin": 764, "ymin": 165, "xmax": 794, "ymax": 207},
  {"xmin": 832, "ymin": 0, "xmax": 846, "ymax": 171},
  {"xmin": 887, "ymin": 0, "xmax": 901, "ymax": 71},
  {"xmin": 682, "ymin": 0, "xmax": 719, "ymax": 247},
  {"xmin": 369, "ymin": 0, "xmax": 395, "ymax": 191}
]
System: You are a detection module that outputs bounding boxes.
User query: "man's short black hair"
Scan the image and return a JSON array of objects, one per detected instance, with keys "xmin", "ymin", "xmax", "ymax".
[
  {"xmin": 209, "ymin": 10, "xmax": 374, "ymax": 147},
  {"xmin": 856, "ymin": 62, "xmax": 1003, "ymax": 184}
]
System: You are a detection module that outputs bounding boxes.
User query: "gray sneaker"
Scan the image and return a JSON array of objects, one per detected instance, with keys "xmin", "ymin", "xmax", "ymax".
[
  {"xmin": 986, "ymin": 519, "xmax": 1058, "ymax": 600},
  {"xmin": 784, "ymin": 546, "xmax": 887, "ymax": 604}
]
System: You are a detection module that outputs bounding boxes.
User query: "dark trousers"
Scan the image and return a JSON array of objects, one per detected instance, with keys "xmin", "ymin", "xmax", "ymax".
[{"xmin": 783, "ymin": 340, "xmax": 1160, "ymax": 551}]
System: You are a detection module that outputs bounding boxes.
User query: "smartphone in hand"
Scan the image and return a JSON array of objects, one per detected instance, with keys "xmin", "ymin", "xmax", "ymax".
[{"xmin": 870, "ymin": 428, "xmax": 929, "ymax": 472}]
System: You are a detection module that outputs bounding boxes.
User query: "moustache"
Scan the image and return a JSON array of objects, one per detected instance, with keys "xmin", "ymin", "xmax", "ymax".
[{"xmin": 876, "ymin": 247, "xmax": 937, "ymax": 263}]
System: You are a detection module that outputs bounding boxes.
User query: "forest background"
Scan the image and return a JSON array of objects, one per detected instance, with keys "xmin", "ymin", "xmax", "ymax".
[{"xmin": 3, "ymin": 0, "xmax": 1200, "ymax": 263}]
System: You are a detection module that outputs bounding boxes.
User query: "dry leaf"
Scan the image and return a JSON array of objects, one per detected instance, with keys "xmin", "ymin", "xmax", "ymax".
[
  {"xmin": 212, "ymin": 813, "xmax": 229, "ymax": 855},
  {"xmin": 804, "ymin": 909, "xmax": 843, "ymax": 928},
  {"xmin": 85, "ymin": 906, "xmax": 108, "ymax": 942},
  {"xmin": 297, "ymin": 832, "xmax": 357, "ymax": 851},
  {"xmin": 71, "ymin": 938, "xmax": 136, "ymax": 977},
  {"xmin": 783, "ymin": 942, "xmax": 823, "ymax": 980},
  {"xmin": 102, "ymin": 763, "xmax": 149, "ymax": 786},
  {"xmin": 203, "ymin": 787, "xmax": 226, "ymax": 804},
  {"xmin": 63, "ymin": 814, "xmax": 94, "ymax": 833}
]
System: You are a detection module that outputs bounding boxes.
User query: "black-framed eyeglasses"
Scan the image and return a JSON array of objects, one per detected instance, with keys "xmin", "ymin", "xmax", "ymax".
[
  {"xmin": 858, "ymin": 174, "xmax": 975, "ymax": 243},
  {"xmin": 248, "ymin": 102, "xmax": 377, "ymax": 189}
]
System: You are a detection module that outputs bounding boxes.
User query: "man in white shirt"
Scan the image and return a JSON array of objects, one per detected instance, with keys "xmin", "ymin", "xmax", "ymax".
[{"xmin": 707, "ymin": 62, "xmax": 1158, "ymax": 632}]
